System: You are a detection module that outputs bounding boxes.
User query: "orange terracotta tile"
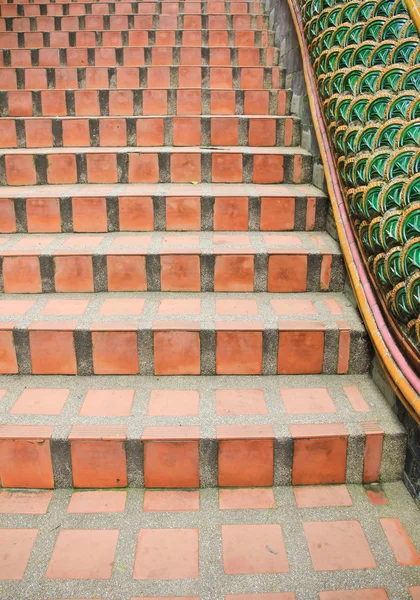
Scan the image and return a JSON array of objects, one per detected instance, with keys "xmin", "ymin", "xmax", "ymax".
[
  {"xmin": 222, "ymin": 524, "xmax": 289, "ymax": 574},
  {"xmin": 0, "ymin": 328, "xmax": 18, "ymax": 374},
  {"xmin": 92, "ymin": 330, "xmax": 139, "ymax": 375},
  {"xmin": 281, "ymin": 388, "xmax": 336, "ymax": 415},
  {"xmin": 144, "ymin": 437, "xmax": 200, "ymax": 487},
  {"xmin": 119, "ymin": 196, "xmax": 154, "ymax": 231},
  {"xmin": 54, "ymin": 255, "xmax": 94, "ymax": 292},
  {"xmin": 133, "ymin": 529, "xmax": 199, "ymax": 580},
  {"xmin": 0, "ymin": 425, "xmax": 54, "ymax": 488},
  {"xmin": 366, "ymin": 488, "xmax": 389, "ymax": 506},
  {"xmin": 99, "ymin": 298, "xmax": 145, "ymax": 316},
  {"xmin": 214, "ymin": 255, "xmax": 254, "ymax": 291},
  {"xmin": 107, "ymin": 255, "xmax": 147, "ymax": 291},
  {"xmin": 362, "ymin": 422, "xmax": 384, "ymax": 484},
  {"xmin": 216, "ymin": 331, "xmax": 262, "ymax": 375},
  {"xmin": 154, "ymin": 330, "xmax": 200, "ymax": 375},
  {"xmin": 170, "ymin": 153, "xmax": 201, "ymax": 183},
  {"xmin": 337, "ymin": 320, "xmax": 350, "ymax": 374},
  {"xmin": 160, "ymin": 254, "xmax": 201, "ymax": 291},
  {"xmin": 219, "ymin": 488, "xmax": 276, "ymax": 510},
  {"xmin": 271, "ymin": 299, "xmax": 317, "ymax": 316},
  {"xmin": 10, "ymin": 388, "xmax": 69, "ymax": 415},
  {"xmin": 29, "ymin": 329, "xmax": 77, "ymax": 375},
  {"xmin": 0, "ymin": 491, "xmax": 52, "ymax": 515},
  {"xmin": 304, "ymin": 521, "xmax": 376, "ymax": 571},
  {"xmin": 3, "ymin": 256, "xmax": 42, "ymax": 293},
  {"xmin": 46, "ymin": 530, "xmax": 119, "ymax": 579},
  {"xmin": 166, "ymin": 196, "xmax": 201, "ymax": 230},
  {"xmin": 216, "ymin": 299, "xmax": 258, "ymax": 316},
  {"xmin": 380, "ymin": 519, "xmax": 420, "ymax": 566},
  {"xmin": 212, "ymin": 153, "xmax": 243, "ymax": 182},
  {"xmin": 26, "ymin": 198, "xmax": 61, "ymax": 233},
  {"xmin": 253, "ymin": 155, "xmax": 283, "ymax": 184},
  {"xmin": 0, "ymin": 529, "xmax": 38, "ymax": 580},
  {"xmin": 278, "ymin": 329, "xmax": 324, "ymax": 375},
  {"xmin": 72, "ymin": 197, "xmax": 108, "ymax": 233},
  {"xmin": 87, "ymin": 153, "xmax": 118, "ymax": 184},
  {"xmin": 47, "ymin": 154, "xmax": 77, "ymax": 184},
  {"xmin": 147, "ymin": 389, "xmax": 199, "ymax": 416},
  {"xmin": 344, "ymin": 386, "xmax": 370, "ymax": 412},
  {"xmin": 5, "ymin": 155, "xmax": 36, "ymax": 185},
  {"xmin": 294, "ymin": 485, "xmax": 352, "ymax": 508},
  {"xmin": 268, "ymin": 254, "xmax": 307, "ymax": 292},
  {"xmin": 67, "ymin": 491, "xmax": 127, "ymax": 514},
  {"xmin": 216, "ymin": 389, "xmax": 267, "ymax": 415},
  {"xmin": 143, "ymin": 490, "xmax": 200, "ymax": 512},
  {"xmin": 249, "ymin": 119, "xmax": 276, "ymax": 146},
  {"xmin": 211, "ymin": 118, "xmax": 239, "ymax": 145},
  {"xmin": 320, "ymin": 253, "xmax": 332, "ymax": 290},
  {"xmin": 0, "ymin": 198, "xmax": 16, "ymax": 233},
  {"xmin": 410, "ymin": 588, "xmax": 420, "ymax": 600},
  {"xmin": 320, "ymin": 591, "xmax": 389, "ymax": 600},
  {"xmin": 214, "ymin": 196, "xmax": 248, "ymax": 231},
  {"xmin": 41, "ymin": 299, "xmax": 89, "ymax": 316},
  {"xmin": 80, "ymin": 390, "xmax": 134, "ymax": 417},
  {"xmin": 158, "ymin": 299, "xmax": 201, "ymax": 315},
  {"xmin": 260, "ymin": 197, "xmax": 295, "ymax": 231}
]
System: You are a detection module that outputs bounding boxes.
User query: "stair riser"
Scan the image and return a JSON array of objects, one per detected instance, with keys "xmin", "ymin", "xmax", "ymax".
[
  {"xmin": 0, "ymin": 251, "xmax": 343, "ymax": 293},
  {"xmin": 0, "ymin": 324, "xmax": 368, "ymax": 376},
  {"xmin": 0, "ymin": 116, "xmax": 300, "ymax": 149},
  {"xmin": 1, "ymin": 193, "xmax": 326, "ymax": 233},
  {"xmin": 0, "ymin": 2, "xmax": 265, "ymax": 16},
  {"xmin": 0, "ymin": 88, "xmax": 292, "ymax": 117},
  {"xmin": 0, "ymin": 151, "xmax": 312, "ymax": 185},
  {"xmin": 0, "ymin": 428, "xmax": 403, "ymax": 488},
  {"xmin": 0, "ymin": 65, "xmax": 284, "ymax": 90},
  {"xmin": 1, "ymin": 13, "xmax": 269, "ymax": 30},
  {"xmin": 0, "ymin": 29, "xmax": 275, "ymax": 48},
  {"xmin": 0, "ymin": 46, "xmax": 279, "ymax": 67}
]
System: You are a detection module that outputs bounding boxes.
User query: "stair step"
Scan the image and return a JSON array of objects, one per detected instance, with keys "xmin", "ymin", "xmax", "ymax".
[
  {"xmin": 0, "ymin": 145, "xmax": 311, "ymax": 185},
  {"xmin": 0, "ymin": 115, "xmax": 300, "ymax": 149},
  {"xmin": 0, "ymin": 374, "xmax": 405, "ymax": 486},
  {"xmin": 0, "ymin": 231, "xmax": 343, "ymax": 293},
  {"xmin": 0, "ymin": 182, "xmax": 326, "ymax": 233},
  {"xmin": 0, "ymin": 28, "xmax": 274, "ymax": 48},
  {"xmin": 0, "ymin": 46, "xmax": 279, "ymax": 67},
  {"xmin": 0, "ymin": 1, "xmax": 266, "ymax": 17},
  {"xmin": 0, "ymin": 87, "xmax": 291, "ymax": 117},
  {"xmin": 0, "ymin": 13, "xmax": 269, "ymax": 29}
]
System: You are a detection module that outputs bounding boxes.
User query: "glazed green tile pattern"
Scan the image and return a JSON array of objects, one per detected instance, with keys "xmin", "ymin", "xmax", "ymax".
[{"xmin": 297, "ymin": 0, "xmax": 420, "ymax": 358}]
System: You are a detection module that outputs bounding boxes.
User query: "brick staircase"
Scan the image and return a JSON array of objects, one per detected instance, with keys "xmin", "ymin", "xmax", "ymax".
[{"xmin": 0, "ymin": 0, "xmax": 419, "ymax": 597}]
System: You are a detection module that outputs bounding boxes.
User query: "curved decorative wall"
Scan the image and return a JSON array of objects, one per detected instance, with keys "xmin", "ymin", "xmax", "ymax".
[{"xmin": 285, "ymin": 0, "xmax": 420, "ymax": 412}]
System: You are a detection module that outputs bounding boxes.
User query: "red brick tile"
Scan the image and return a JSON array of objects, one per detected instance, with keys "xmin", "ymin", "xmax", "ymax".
[
  {"xmin": 133, "ymin": 529, "xmax": 199, "ymax": 580},
  {"xmin": 8, "ymin": 91, "xmax": 33, "ymax": 117},
  {"xmin": 271, "ymin": 299, "xmax": 317, "ymax": 316},
  {"xmin": 136, "ymin": 118, "xmax": 164, "ymax": 146},
  {"xmin": 212, "ymin": 153, "xmax": 243, "ymax": 183},
  {"xmin": 143, "ymin": 426, "xmax": 200, "ymax": 488},
  {"xmin": 0, "ymin": 425, "xmax": 54, "ymax": 488},
  {"xmin": 177, "ymin": 89, "xmax": 202, "ymax": 115},
  {"xmin": 226, "ymin": 595, "xmax": 295, "ymax": 600},
  {"xmin": 143, "ymin": 490, "xmax": 200, "ymax": 512},
  {"xmin": 216, "ymin": 299, "xmax": 258, "ymax": 316},
  {"xmin": 85, "ymin": 67, "xmax": 109, "ymax": 89},
  {"xmin": 160, "ymin": 254, "xmax": 201, "ymax": 291},
  {"xmin": 219, "ymin": 488, "xmax": 276, "ymax": 510},
  {"xmin": 72, "ymin": 197, "xmax": 108, "ymax": 233},
  {"xmin": 41, "ymin": 299, "xmax": 89, "ymax": 316},
  {"xmin": 74, "ymin": 90, "xmax": 100, "ymax": 116},
  {"xmin": 158, "ymin": 298, "xmax": 201, "ymax": 315},
  {"xmin": 306, "ymin": 196, "xmax": 316, "ymax": 230},
  {"xmin": 166, "ymin": 196, "xmax": 201, "ymax": 230},
  {"xmin": 29, "ymin": 327, "xmax": 77, "ymax": 375},
  {"xmin": 0, "ymin": 299, "xmax": 34, "ymax": 316},
  {"xmin": 54, "ymin": 255, "xmax": 94, "ymax": 292},
  {"xmin": 143, "ymin": 89, "xmax": 168, "ymax": 115},
  {"xmin": 0, "ymin": 326, "xmax": 17, "ymax": 374},
  {"xmin": 278, "ymin": 327, "xmax": 324, "ymax": 375},
  {"xmin": 366, "ymin": 488, "xmax": 389, "ymax": 506},
  {"xmin": 293, "ymin": 154, "xmax": 302, "ymax": 183},
  {"xmin": 70, "ymin": 426, "xmax": 128, "ymax": 488},
  {"xmin": 0, "ymin": 491, "xmax": 52, "ymax": 515},
  {"xmin": 152, "ymin": 47, "xmax": 172, "ymax": 65},
  {"xmin": 0, "ymin": 120, "xmax": 17, "ymax": 147},
  {"xmin": 109, "ymin": 90, "xmax": 134, "ymax": 116},
  {"xmin": 216, "ymin": 330, "xmax": 262, "ymax": 375},
  {"xmin": 214, "ymin": 255, "xmax": 254, "ymax": 291},
  {"xmin": 337, "ymin": 320, "xmax": 350, "ymax": 374},
  {"xmin": 214, "ymin": 196, "xmax": 248, "ymax": 231},
  {"xmin": 46, "ymin": 530, "xmax": 119, "ymax": 579},
  {"xmin": 380, "ymin": 518, "xmax": 420, "ymax": 565},
  {"xmin": 99, "ymin": 118, "xmax": 127, "ymax": 147},
  {"xmin": 0, "ymin": 529, "xmax": 38, "ymax": 580},
  {"xmin": 119, "ymin": 196, "xmax": 154, "ymax": 231},
  {"xmin": 10, "ymin": 388, "xmax": 69, "ymax": 415},
  {"xmin": 67, "ymin": 491, "xmax": 127, "ymax": 514},
  {"xmin": 410, "ymin": 588, "xmax": 420, "ymax": 600},
  {"xmin": 26, "ymin": 198, "xmax": 61, "ymax": 233},
  {"xmin": 244, "ymin": 90, "xmax": 269, "ymax": 115},
  {"xmin": 268, "ymin": 254, "xmax": 307, "ymax": 292},
  {"xmin": 25, "ymin": 119, "xmax": 53, "ymax": 148},
  {"xmin": 128, "ymin": 153, "xmax": 159, "ymax": 183},
  {"xmin": 249, "ymin": 119, "xmax": 276, "ymax": 146},
  {"xmin": 92, "ymin": 330, "xmax": 139, "ymax": 375},
  {"xmin": 147, "ymin": 389, "xmax": 199, "ymax": 416},
  {"xmin": 210, "ymin": 90, "xmax": 236, "ymax": 114},
  {"xmin": 154, "ymin": 330, "xmax": 200, "ymax": 375},
  {"xmin": 211, "ymin": 117, "xmax": 239, "ymax": 145},
  {"xmin": 320, "ymin": 591, "xmax": 389, "ymax": 600},
  {"xmin": 362, "ymin": 423, "xmax": 384, "ymax": 484},
  {"xmin": 260, "ymin": 197, "xmax": 295, "ymax": 231},
  {"xmin": 170, "ymin": 153, "xmax": 201, "ymax": 183},
  {"xmin": 99, "ymin": 298, "xmax": 145, "ymax": 316},
  {"xmin": 216, "ymin": 389, "xmax": 267, "ymax": 415},
  {"xmin": 47, "ymin": 154, "xmax": 77, "ymax": 184},
  {"xmin": 320, "ymin": 253, "xmax": 332, "ymax": 290},
  {"xmin": 80, "ymin": 390, "xmax": 134, "ymax": 417},
  {"xmin": 87, "ymin": 154, "xmax": 118, "ymax": 184},
  {"xmin": 222, "ymin": 524, "xmax": 289, "ymax": 574},
  {"xmin": 0, "ymin": 199, "xmax": 16, "ymax": 233},
  {"xmin": 5, "ymin": 155, "xmax": 36, "ymax": 185},
  {"xmin": 294, "ymin": 485, "xmax": 352, "ymax": 508},
  {"xmin": 178, "ymin": 66, "xmax": 202, "ymax": 88},
  {"xmin": 291, "ymin": 424, "xmax": 348, "ymax": 485},
  {"xmin": 324, "ymin": 298, "xmax": 344, "ymax": 315},
  {"xmin": 253, "ymin": 155, "xmax": 284, "ymax": 183},
  {"xmin": 344, "ymin": 386, "xmax": 370, "ymax": 412},
  {"xmin": 281, "ymin": 388, "xmax": 336, "ymax": 414},
  {"xmin": 303, "ymin": 521, "xmax": 376, "ymax": 571},
  {"xmin": 107, "ymin": 255, "xmax": 147, "ymax": 291}
]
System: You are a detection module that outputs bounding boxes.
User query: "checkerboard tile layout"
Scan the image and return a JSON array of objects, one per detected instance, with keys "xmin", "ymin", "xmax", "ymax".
[
  {"xmin": 0, "ymin": 376, "xmax": 405, "ymax": 489},
  {"xmin": 0, "ymin": 484, "xmax": 418, "ymax": 598}
]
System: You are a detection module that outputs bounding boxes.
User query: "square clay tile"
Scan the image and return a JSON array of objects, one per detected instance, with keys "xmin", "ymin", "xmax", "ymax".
[
  {"xmin": 263, "ymin": 234, "xmax": 302, "ymax": 246},
  {"xmin": 216, "ymin": 330, "xmax": 262, "ymax": 375},
  {"xmin": 158, "ymin": 299, "xmax": 201, "ymax": 315},
  {"xmin": 216, "ymin": 389, "xmax": 267, "ymax": 415},
  {"xmin": 222, "ymin": 524, "xmax": 289, "ymax": 574},
  {"xmin": 303, "ymin": 521, "xmax": 377, "ymax": 571},
  {"xmin": 143, "ymin": 434, "xmax": 199, "ymax": 488},
  {"xmin": 13, "ymin": 236, "xmax": 55, "ymax": 249},
  {"xmin": 0, "ymin": 300, "xmax": 35, "ymax": 316},
  {"xmin": 213, "ymin": 234, "xmax": 252, "ymax": 245},
  {"xmin": 41, "ymin": 299, "xmax": 90, "ymax": 316},
  {"xmin": 154, "ymin": 330, "xmax": 200, "ymax": 375},
  {"xmin": 147, "ymin": 389, "xmax": 199, "ymax": 416},
  {"xmin": 219, "ymin": 488, "xmax": 276, "ymax": 510},
  {"xmin": 62, "ymin": 235, "xmax": 104, "ymax": 248},
  {"xmin": 319, "ymin": 590, "xmax": 390, "ymax": 600},
  {"xmin": 0, "ymin": 529, "xmax": 38, "ymax": 580},
  {"xmin": 409, "ymin": 587, "xmax": 420, "ymax": 600},
  {"xmin": 99, "ymin": 298, "xmax": 145, "ymax": 316},
  {"xmin": 0, "ymin": 491, "xmax": 52, "ymax": 514},
  {"xmin": 380, "ymin": 518, "xmax": 420, "ymax": 566},
  {"xmin": 281, "ymin": 388, "xmax": 336, "ymax": 415},
  {"xmin": 111, "ymin": 235, "xmax": 151, "ymax": 246},
  {"xmin": 294, "ymin": 485, "xmax": 352, "ymax": 508},
  {"xmin": 10, "ymin": 388, "xmax": 69, "ymax": 415},
  {"xmin": 216, "ymin": 299, "xmax": 258, "ymax": 316},
  {"xmin": 133, "ymin": 528, "xmax": 199, "ymax": 580},
  {"xmin": 79, "ymin": 389, "xmax": 135, "ymax": 417},
  {"xmin": 46, "ymin": 529, "xmax": 119, "ymax": 579},
  {"xmin": 143, "ymin": 490, "xmax": 200, "ymax": 512},
  {"xmin": 67, "ymin": 491, "xmax": 127, "ymax": 514},
  {"xmin": 226, "ymin": 595, "xmax": 295, "ymax": 600},
  {"xmin": 365, "ymin": 488, "xmax": 389, "ymax": 506},
  {"xmin": 270, "ymin": 299, "xmax": 317, "ymax": 316}
]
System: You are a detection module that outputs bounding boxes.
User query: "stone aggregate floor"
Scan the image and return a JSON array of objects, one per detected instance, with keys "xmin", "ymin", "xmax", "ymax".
[{"xmin": 0, "ymin": 482, "xmax": 418, "ymax": 599}]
